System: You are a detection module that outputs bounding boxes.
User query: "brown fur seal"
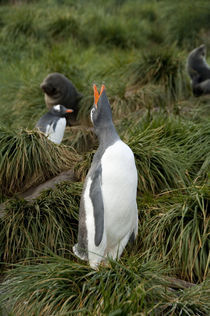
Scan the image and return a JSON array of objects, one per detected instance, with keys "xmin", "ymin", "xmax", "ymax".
[
  {"xmin": 187, "ymin": 44, "xmax": 210, "ymax": 96},
  {"xmin": 40, "ymin": 73, "xmax": 82, "ymax": 124}
]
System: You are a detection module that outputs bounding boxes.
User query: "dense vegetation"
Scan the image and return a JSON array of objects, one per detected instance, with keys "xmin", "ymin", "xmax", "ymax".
[{"xmin": 0, "ymin": 0, "xmax": 209, "ymax": 315}]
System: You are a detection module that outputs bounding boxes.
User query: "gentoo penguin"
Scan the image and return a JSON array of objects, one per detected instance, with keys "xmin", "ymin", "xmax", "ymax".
[
  {"xmin": 40, "ymin": 72, "xmax": 82, "ymax": 125},
  {"xmin": 187, "ymin": 44, "xmax": 210, "ymax": 96},
  {"xmin": 36, "ymin": 104, "xmax": 73, "ymax": 145},
  {"xmin": 73, "ymin": 84, "xmax": 138, "ymax": 269}
]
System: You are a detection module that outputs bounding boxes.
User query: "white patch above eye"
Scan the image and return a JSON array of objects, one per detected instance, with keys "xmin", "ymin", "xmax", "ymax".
[
  {"xmin": 90, "ymin": 108, "xmax": 95, "ymax": 123},
  {"xmin": 53, "ymin": 104, "xmax": 61, "ymax": 111}
]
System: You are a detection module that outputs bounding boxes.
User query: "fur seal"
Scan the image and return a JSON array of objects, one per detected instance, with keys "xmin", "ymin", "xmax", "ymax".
[
  {"xmin": 187, "ymin": 44, "xmax": 210, "ymax": 96},
  {"xmin": 40, "ymin": 73, "xmax": 82, "ymax": 124}
]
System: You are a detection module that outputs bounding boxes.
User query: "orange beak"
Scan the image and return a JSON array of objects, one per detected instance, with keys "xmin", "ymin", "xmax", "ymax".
[
  {"xmin": 93, "ymin": 84, "xmax": 105, "ymax": 108},
  {"xmin": 66, "ymin": 109, "xmax": 74, "ymax": 113}
]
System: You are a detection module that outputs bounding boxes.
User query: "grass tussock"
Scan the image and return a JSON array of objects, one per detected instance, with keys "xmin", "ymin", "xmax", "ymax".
[
  {"xmin": 127, "ymin": 125, "xmax": 187, "ymax": 193},
  {"xmin": 0, "ymin": 182, "xmax": 82, "ymax": 263},
  {"xmin": 123, "ymin": 83, "xmax": 166, "ymax": 113},
  {"xmin": 0, "ymin": 253, "xmax": 209, "ymax": 316},
  {"xmin": 121, "ymin": 114, "xmax": 210, "ymax": 188},
  {"xmin": 63, "ymin": 126, "xmax": 97, "ymax": 153},
  {"xmin": 129, "ymin": 46, "xmax": 188, "ymax": 99},
  {"xmin": 0, "ymin": 127, "xmax": 80, "ymax": 196},
  {"xmin": 162, "ymin": 0, "xmax": 210, "ymax": 47},
  {"xmin": 75, "ymin": 150, "xmax": 96, "ymax": 181},
  {"xmin": 0, "ymin": 6, "xmax": 40, "ymax": 41},
  {"xmin": 45, "ymin": 11, "xmax": 81, "ymax": 41},
  {"xmin": 138, "ymin": 186, "xmax": 209, "ymax": 283}
]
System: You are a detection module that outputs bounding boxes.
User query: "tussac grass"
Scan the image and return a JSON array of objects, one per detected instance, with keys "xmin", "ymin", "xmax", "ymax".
[
  {"xmin": 138, "ymin": 186, "xmax": 209, "ymax": 283},
  {"xmin": 0, "ymin": 254, "xmax": 209, "ymax": 316},
  {"xmin": 129, "ymin": 46, "xmax": 189, "ymax": 103},
  {"xmin": 0, "ymin": 127, "xmax": 80, "ymax": 196},
  {"xmin": 162, "ymin": 0, "xmax": 210, "ymax": 47},
  {"xmin": 0, "ymin": 182, "xmax": 82, "ymax": 263},
  {"xmin": 0, "ymin": 0, "xmax": 209, "ymax": 315},
  {"xmin": 120, "ymin": 115, "xmax": 209, "ymax": 192}
]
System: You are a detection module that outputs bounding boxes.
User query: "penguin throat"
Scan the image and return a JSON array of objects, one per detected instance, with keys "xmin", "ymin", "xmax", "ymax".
[{"xmin": 95, "ymin": 123, "xmax": 119, "ymax": 145}]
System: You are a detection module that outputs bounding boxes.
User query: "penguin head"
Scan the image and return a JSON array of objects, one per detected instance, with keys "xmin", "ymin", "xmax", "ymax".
[
  {"xmin": 50, "ymin": 104, "xmax": 74, "ymax": 117},
  {"xmin": 90, "ymin": 84, "xmax": 113, "ymax": 131}
]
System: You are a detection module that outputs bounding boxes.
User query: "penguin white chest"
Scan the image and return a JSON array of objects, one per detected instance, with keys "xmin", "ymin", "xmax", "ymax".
[
  {"xmin": 46, "ymin": 118, "xmax": 66, "ymax": 145},
  {"xmin": 101, "ymin": 140, "xmax": 138, "ymax": 246}
]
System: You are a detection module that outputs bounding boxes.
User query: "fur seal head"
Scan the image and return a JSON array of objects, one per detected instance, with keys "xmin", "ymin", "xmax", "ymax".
[
  {"xmin": 40, "ymin": 72, "xmax": 82, "ymax": 125},
  {"xmin": 187, "ymin": 44, "xmax": 210, "ymax": 96},
  {"xmin": 187, "ymin": 44, "xmax": 207, "ymax": 80}
]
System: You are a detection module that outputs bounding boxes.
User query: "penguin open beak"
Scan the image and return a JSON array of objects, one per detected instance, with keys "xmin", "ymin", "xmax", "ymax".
[
  {"xmin": 66, "ymin": 109, "xmax": 74, "ymax": 113},
  {"xmin": 93, "ymin": 84, "xmax": 105, "ymax": 108}
]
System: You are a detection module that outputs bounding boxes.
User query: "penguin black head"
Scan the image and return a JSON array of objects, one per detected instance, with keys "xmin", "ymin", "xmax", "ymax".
[
  {"xmin": 50, "ymin": 104, "xmax": 74, "ymax": 117},
  {"xmin": 90, "ymin": 84, "xmax": 113, "ymax": 130}
]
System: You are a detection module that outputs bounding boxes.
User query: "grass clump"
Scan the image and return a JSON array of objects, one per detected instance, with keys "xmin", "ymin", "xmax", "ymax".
[
  {"xmin": 0, "ymin": 127, "xmax": 80, "ymax": 196},
  {"xmin": 162, "ymin": 0, "xmax": 210, "ymax": 47},
  {"xmin": 0, "ymin": 253, "xmax": 209, "ymax": 315},
  {"xmin": 185, "ymin": 121, "xmax": 210, "ymax": 183},
  {"xmin": 130, "ymin": 46, "xmax": 188, "ymax": 99},
  {"xmin": 80, "ymin": 5, "xmax": 147, "ymax": 49},
  {"xmin": 0, "ymin": 6, "xmax": 40, "ymax": 41},
  {"xmin": 123, "ymin": 84, "xmax": 167, "ymax": 115},
  {"xmin": 120, "ymin": 114, "xmax": 210, "ymax": 188},
  {"xmin": 45, "ymin": 12, "xmax": 80, "ymax": 41},
  {"xmin": 122, "ymin": 121, "xmax": 188, "ymax": 193},
  {"xmin": 95, "ymin": 18, "xmax": 138, "ymax": 49},
  {"xmin": 0, "ymin": 182, "xmax": 82, "ymax": 263},
  {"xmin": 63, "ymin": 126, "xmax": 97, "ymax": 153},
  {"xmin": 138, "ymin": 186, "xmax": 209, "ymax": 283},
  {"xmin": 0, "ymin": 60, "xmax": 45, "ymax": 129}
]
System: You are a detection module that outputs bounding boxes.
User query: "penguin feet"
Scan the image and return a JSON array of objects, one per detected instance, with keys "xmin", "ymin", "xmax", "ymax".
[
  {"xmin": 89, "ymin": 261, "xmax": 100, "ymax": 270},
  {"xmin": 99, "ymin": 260, "xmax": 111, "ymax": 269},
  {"xmin": 89, "ymin": 259, "xmax": 110, "ymax": 270}
]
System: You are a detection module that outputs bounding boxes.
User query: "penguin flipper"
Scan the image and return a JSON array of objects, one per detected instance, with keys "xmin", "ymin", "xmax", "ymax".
[{"xmin": 89, "ymin": 165, "xmax": 104, "ymax": 247}]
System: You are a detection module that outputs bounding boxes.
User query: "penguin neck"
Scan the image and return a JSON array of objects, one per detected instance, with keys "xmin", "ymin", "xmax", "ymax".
[{"xmin": 95, "ymin": 122, "xmax": 120, "ymax": 147}]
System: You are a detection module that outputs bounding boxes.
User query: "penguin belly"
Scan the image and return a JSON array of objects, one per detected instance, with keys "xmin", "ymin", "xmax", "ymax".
[
  {"xmin": 101, "ymin": 140, "xmax": 138, "ymax": 254},
  {"xmin": 46, "ymin": 118, "xmax": 66, "ymax": 145}
]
